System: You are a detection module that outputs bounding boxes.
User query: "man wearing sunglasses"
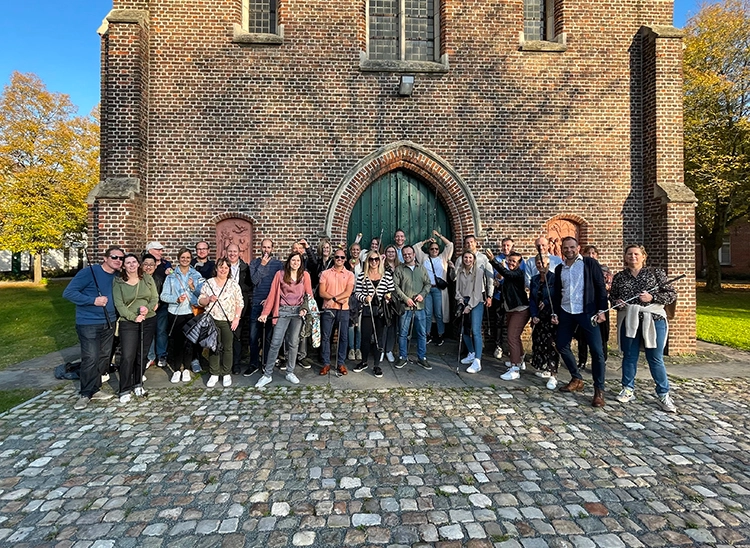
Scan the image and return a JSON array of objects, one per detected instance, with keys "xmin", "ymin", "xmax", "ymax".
[
  {"xmin": 63, "ymin": 246, "xmax": 124, "ymax": 410},
  {"xmin": 318, "ymin": 250, "xmax": 355, "ymax": 375}
]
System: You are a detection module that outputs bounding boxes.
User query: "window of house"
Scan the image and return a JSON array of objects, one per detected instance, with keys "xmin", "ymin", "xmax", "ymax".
[
  {"xmin": 521, "ymin": 0, "xmax": 566, "ymax": 51},
  {"xmin": 248, "ymin": 0, "xmax": 277, "ymax": 34},
  {"xmin": 719, "ymin": 237, "xmax": 731, "ymax": 266},
  {"xmin": 369, "ymin": 0, "xmax": 438, "ymax": 62},
  {"xmin": 234, "ymin": 0, "xmax": 283, "ymax": 44}
]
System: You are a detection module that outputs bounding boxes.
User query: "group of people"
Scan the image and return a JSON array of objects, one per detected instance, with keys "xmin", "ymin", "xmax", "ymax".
[{"xmin": 64, "ymin": 229, "xmax": 679, "ymax": 414}]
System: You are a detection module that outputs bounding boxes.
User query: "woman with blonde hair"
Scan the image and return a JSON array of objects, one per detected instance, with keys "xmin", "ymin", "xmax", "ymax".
[
  {"xmin": 353, "ymin": 251, "xmax": 395, "ymax": 378},
  {"xmin": 380, "ymin": 244, "xmax": 402, "ymax": 363},
  {"xmin": 197, "ymin": 257, "xmax": 244, "ymax": 388},
  {"xmin": 610, "ymin": 244, "xmax": 677, "ymax": 412}
]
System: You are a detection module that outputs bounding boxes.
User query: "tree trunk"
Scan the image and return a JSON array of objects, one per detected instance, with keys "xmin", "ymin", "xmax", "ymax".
[
  {"xmin": 33, "ymin": 253, "xmax": 43, "ymax": 283},
  {"xmin": 702, "ymin": 241, "xmax": 723, "ymax": 293}
]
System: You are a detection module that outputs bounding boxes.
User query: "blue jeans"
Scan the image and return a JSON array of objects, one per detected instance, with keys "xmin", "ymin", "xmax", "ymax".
[
  {"xmin": 620, "ymin": 319, "xmax": 670, "ymax": 395},
  {"xmin": 424, "ymin": 287, "xmax": 445, "ymax": 336},
  {"xmin": 556, "ymin": 309, "xmax": 606, "ymax": 390},
  {"xmin": 76, "ymin": 323, "xmax": 115, "ymax": 398},
  {"xmin": 321, "ymin": 309, "xmax": 349, "ymax": 366},
  {"xmin": 398, "ymin": 309, "xmax": 427, "ymax": 359},
  {"xmin": 263, "ymin": 306, "xmax": 303, "ymax": 376},
  {"xmin": 154, "ymin": 304, "xmax": 169, "ymax": 359},
  {"xmin": 462, "ymin": 304, "xmax": 484, "ymax": 359}
]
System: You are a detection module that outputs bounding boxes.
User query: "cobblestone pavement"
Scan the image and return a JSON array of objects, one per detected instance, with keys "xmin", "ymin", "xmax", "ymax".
[{"xmin": 1, "ymin": 366, "xmax": 750, "ymax": 548}]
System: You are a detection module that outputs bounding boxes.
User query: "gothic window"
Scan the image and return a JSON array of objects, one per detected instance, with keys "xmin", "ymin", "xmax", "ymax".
[
  {"xmin": 248, "ymin": 0, "xmax": 277, "ymax": 34},
  {"xmin": 369, "ymin": 0, "xmax": 439, "ymax": 62}
]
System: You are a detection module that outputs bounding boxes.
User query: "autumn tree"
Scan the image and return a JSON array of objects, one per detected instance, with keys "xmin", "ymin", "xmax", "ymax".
[
  {"xmin": 684, "ymin": 0, "xmax": 750, "ymax": 293},
  {"xmin": 0, "ymin": 71, "xmax": 99, "ymax": 282}
]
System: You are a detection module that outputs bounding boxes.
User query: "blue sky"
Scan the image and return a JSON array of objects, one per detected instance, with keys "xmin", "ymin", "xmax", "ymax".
[{"xmin": 1, "ymin": 0, "xmax": 703, "ymax": 115}]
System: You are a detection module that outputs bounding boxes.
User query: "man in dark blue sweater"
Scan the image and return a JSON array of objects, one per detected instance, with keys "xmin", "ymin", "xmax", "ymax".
[
  {"xmin": 63, "ymin": 246, "xmax": 123, "ymax": 410},
  {"xmin": 246, "ymin": 238, "xmax": 283, "ymax": 376},
  {"xmin": 552, "ymin": 236, "xmax": 609, "ymax": 407}
]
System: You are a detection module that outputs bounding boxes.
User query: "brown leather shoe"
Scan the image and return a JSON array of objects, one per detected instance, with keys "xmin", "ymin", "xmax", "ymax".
[
  {"xmin": 320, "ymin": 365, "xmax": 330, "ymax": 376},
  {"xmin": 338, "ymin": 365, "xmax": 348, "ymax": 375},
  {"xmin": 559, "ymin": 378, "xmax": 584, "ymax": 392},
  {"xmin": 592, "ymin": 388, "xmax": 605, "ymax": 407}
]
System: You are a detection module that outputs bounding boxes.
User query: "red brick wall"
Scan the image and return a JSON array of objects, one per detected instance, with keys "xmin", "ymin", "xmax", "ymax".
[{"xmin": 96, "ymin": 0, "xmax": 696, "ymax": 351}]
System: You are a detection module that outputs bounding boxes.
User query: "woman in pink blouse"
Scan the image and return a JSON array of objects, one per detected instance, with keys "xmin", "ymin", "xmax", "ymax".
[{"xmin": 254, "ymin": 252, "xmax": 312, "ymax": 388}]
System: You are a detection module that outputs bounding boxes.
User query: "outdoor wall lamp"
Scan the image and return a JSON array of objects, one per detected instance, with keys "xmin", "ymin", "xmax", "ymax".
[{"xmin": 399, "ymin": 75, "xmax": 415, "ymax": 96}]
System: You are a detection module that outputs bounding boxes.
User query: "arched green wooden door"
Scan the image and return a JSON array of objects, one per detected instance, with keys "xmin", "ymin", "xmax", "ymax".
[{"xmin": 347, "ymin": 170, "xmax": 452, "ymax": 249}]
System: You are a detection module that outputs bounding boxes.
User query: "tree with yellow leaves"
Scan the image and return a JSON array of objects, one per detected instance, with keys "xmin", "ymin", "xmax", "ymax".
[
  {"xmin": 0, "ymin": 71, "xmax": 99, "ymax": 282},
  {"xmin": 684, "ymin": 0, "xmax": 750, "ymax": 293}
]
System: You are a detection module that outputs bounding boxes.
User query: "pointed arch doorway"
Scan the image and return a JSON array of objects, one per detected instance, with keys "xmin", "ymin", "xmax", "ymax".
[{"xmin": 347, "ymin": 170, "xmax": 453, "ymax": 248}]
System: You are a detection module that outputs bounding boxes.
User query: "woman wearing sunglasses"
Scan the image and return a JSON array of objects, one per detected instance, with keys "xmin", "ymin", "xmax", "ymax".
[{"xmin": 353, "ymin": 251, "xmax": 395, "ymax": 378}]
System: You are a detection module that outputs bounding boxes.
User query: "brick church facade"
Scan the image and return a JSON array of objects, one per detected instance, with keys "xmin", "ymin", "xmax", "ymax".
[{"xmin": 92, "ymin": 0, "xmax": 697, "ymax": 352}]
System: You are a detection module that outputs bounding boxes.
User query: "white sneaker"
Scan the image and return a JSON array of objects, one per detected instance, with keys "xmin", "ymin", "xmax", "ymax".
[
  {"xmin": 206, "ymin": 375, "xmax": 219, "ymax": 388},
  {"xmin": 170, "ymin": 371, "xmax": 181, "ymax": 383},
  {"xmin": 142, "ymin": 375, "xmax": 147, "ymax": 382},
  {"xmin": 657, "ymin": 393, "xmax": 677, "ymax": 413},
  {"xmin": 181, "ymin": 369, "xmax": 191, "ymax": 382},
  {"xmin": 119, "ymin": 393, "xmax": 131, "ymax": 404},
  {"xmin": 546, "ymin": 377, "xmax": 558, "ymax": 390},
  {"xmin": 617, "ymin": 387, "xmax": 635, "ymax": 403},
  {"xmin": 146, "ymin": 359, "xmax": 155, "ymax": 369},
  {"xmin": 519, "ymin": 361, "xmax": 526, "ymax": 371},
  {"xmin": 535, "ymin": 371, "xmax": 551, "ymax": 379},
  {"xmin": 255, "ymin": 375, "xmax": 272, "ymax": 388},
  {"xmin": 466, "ymin": 359, "xmax": 482, "ymax": 374},
  {"xmin": 501, "ymin": 365, "xmax": 520, "ymax": 381},
  {"xmin": 348, "ymin": 349, "xmax": 356, "ymax": 361},
  {"xmin": 493, "ymin": 347, "xmax": 503, "ymax": 359},
  {"xmin": 385, "ymin": 352, "xmax": 395, "ymax": 363},
  {"xmin": 101, "ymin": 373, "xmax": 110, "ymax": 383},
  {"xmin": 461, "ymin": 352, "xmax": 476, "ymax": 365},
  {"xmin": 286, "ymin": 373, "xmax": 300, "ymax": 384},
  {"xmin": 222, "ymin": 376, "xmax": 232, "ymax": 387}
]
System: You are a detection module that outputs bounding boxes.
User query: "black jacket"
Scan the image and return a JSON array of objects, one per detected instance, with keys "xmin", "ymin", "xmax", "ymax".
[
  {"xmin": 553, "ymin": 256, "xmax": 608, "ymax": 317},
  {"xmin": 489, "ymin": 258, "xmax": 529, "ymax": 310}
]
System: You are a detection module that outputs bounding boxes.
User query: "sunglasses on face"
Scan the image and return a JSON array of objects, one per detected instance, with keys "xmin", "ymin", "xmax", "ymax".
[
  {"xmin": 109, "ymin": 255, "xmax": 124, "ymax": 261},
  {"xmin": 334, "ymin": 256, "xmax": 347, "ymax": 260},
  {"xmin": 368, "ymin": 257, "xmax": 380, "ymax": 262}
]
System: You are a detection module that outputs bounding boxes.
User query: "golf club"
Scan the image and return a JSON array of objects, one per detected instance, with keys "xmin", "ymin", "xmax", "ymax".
[{"xmin": 590, "ymin": 274, "xmax": 686, "ymax": 326}]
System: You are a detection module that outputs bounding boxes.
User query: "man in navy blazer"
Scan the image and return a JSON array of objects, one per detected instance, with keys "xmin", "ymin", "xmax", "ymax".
[{"xmin": 552, "ymin": 236, "xmax": 609, "ymax": 407}]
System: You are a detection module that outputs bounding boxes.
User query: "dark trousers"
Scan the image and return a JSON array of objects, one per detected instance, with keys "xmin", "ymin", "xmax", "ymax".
[
  {"xmin": 489, "ymin": 297, "xmax": 506, "ymax": 350},
  {"xmin": 556, "ymin": 309, "xmax": 606, "ymax": 390},
  {"xmin": 321, "ymin": 309, "xmax": 349, "ymax": 366},
  {"xmin": 360, "ymin": 312, "xmax": 385, "ymax": 364},
  {"xmin": 249, "ymin": 303, "xmax": 274, "ymax": 368},
  {"xmin": 575, "ymin": 313, "xmax": 610, "ymax": 364},
  {"xmin": 210, "ymin": 320, "xmax": 235, "ymax": 376},
  {"xmin": 76, "ymin": 322, "xmax": 115, "ymax": 398},
  {"xmin": 168, "ymin": 313, "xmax": 193, "ymax": 371},
  {"xmin": 118, "ymin": 316, "xmax": 156, "ymax": 395}
]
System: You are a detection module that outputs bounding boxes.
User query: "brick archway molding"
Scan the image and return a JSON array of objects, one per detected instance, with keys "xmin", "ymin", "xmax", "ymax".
[{"xmin": 325, "ymin": 141, "xmax": 481, "ymax": 247}]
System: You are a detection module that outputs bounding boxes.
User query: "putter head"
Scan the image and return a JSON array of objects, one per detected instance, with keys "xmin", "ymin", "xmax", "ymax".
[{"xmin": 590, "ymin": 314, "xmax": 598, "ymax": 327}]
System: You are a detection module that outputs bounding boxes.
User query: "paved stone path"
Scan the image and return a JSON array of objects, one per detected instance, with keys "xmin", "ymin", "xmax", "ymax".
[{"xmin": 1, "ymin": 364, "xmax": 749, "ymax": 547}]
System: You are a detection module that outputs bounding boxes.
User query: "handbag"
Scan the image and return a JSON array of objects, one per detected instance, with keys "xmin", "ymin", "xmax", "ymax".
[{"xmin": 428, "ymin": 256, "xmax": 448, "ymax": 290}]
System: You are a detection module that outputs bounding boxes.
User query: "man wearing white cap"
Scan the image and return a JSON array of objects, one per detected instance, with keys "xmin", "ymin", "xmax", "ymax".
[{"xmin": 145, "ymin": 241, "xmax": 172, "ymax": 368}]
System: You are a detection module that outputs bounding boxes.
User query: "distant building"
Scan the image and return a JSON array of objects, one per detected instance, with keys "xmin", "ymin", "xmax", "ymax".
[
  {"xmin": 696, "ymin": 218, "xmax": 750, "ymax": 280},
  {"xmin": 93, "ymin": 0, "xmax": 696, "ymax": 352}
]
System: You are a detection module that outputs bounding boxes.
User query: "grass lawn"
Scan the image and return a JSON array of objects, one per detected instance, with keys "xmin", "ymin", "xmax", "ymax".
[
  {"xmin": 0, "ymin": 280, "xmax": 77, "ymax": 371},
  {"xmin": 696, "ymin": 287, "xmax": 750, "ymax": 351},
  {"xmin": 0, "ymin": 388, "xmax": 44, "ymax": 414}
]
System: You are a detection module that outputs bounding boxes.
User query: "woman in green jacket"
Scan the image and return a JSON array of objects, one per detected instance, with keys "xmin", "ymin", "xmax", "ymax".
[{"xmin": 113, "ymin": 253, "xmax": 158, "ymax": 403}]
